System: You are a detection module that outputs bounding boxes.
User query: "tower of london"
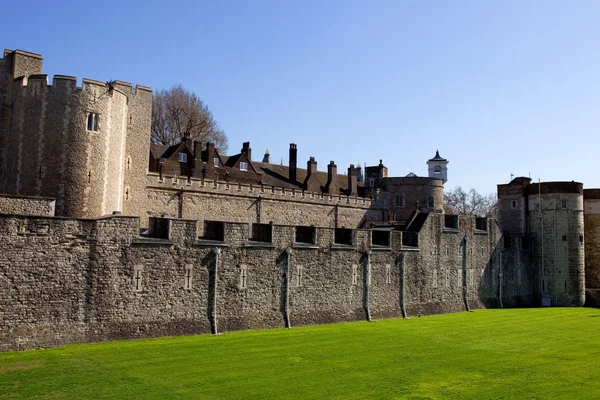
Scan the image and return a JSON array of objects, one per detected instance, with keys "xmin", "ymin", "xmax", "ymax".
[{"xmin": 0, "ymin": 47, "xmax": 598, "ymax": 352}]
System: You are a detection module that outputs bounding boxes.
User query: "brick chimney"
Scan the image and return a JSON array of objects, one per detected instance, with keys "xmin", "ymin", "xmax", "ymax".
[
  {"xmin": 202, "ymin": 142, "xmax": 217, "ymax": 179},
  {"xmin": 304, "ymin": 157, "xmax": 320, "ymax": 192},
  {"xmin": 242, "ymin": 141, "xmax": 252, "ymax": 161},
  {"xmin": 326, "ymin": 161, "xmax": 339, "ymax": 194},
  {"xmin": 307, "ymin": 157, "xmax": 317, "ymax": 176},
  {"xmin": 193, "ymin": 140, "xmax": 203, "ymax": 176},
  {"xmin": 348, "ymin": 164, "xmax": 357, "ymax": 196},
  {"xmin": 289, "ymin": 143, "xmax": 297, "ymax": 184}
]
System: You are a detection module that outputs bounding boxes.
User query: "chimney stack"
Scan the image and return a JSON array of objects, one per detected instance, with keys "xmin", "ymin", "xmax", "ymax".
[
  {"xmin": 307, "ymin": 157, "xmax": 317, "ymax": 176},
  {"xmin": 242, "ymin": 141, "xmax": 252, "ymax": 161},
  {"xmin": 289, "ymin": 143, "xmax": 297, "ymax": 183},
  {"xmin": 348, "ymin": 164, "xmax": 357, "ymax": 196},
  {"xmin": 304, "ymin": 157, "xmax": 320, "ymax": 192},
  {"xmin": 326, "ymin": 161, "xmax": 338, "ymax": 194}
]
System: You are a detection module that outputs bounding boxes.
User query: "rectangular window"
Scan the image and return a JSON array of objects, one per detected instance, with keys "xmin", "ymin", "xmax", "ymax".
[
  {"xmin": 395, "ymin": 195, "xmax": 404, "ymax": 207},
  {"xmin": 352, "ymin": 264, "xmax": 358, "ymax": 285},
  {"xmin": 203, "ymin": 220, "xmax": 225, "ymax": 241},
  {"xmin": 385, "ymin": 264, "xmax": 392, "ymax": 284},
  {"xmin": 457, "ymin": 268, "xmax": 463, "ymax": 287},
  {"xmin": 369, "ymin": 178, "xmax": 375, "ymax": 187},
  {"xmin": 517, "ymin": 269, "xmax": 521, "ymax": 286},
  {"xmin": 334, "ymin": 228, "xmax": 353, "ymax": 245},
  {"xmin": 562, "ymin": 235, "xmax": 567, "ymax": 242},
  {"xmin": 214, "ymin": 157, "xmax": 220, "ymax": 167},
  {"xmin": 432, "ymin": 269, "xmax": 438, "ymax": 288},
  {"xmin": 87, "ymin": 113, "xmax": 99, "ymax": 131},
  {"xmin": 444, "ymin": 214, "xmax": 459, "ymax": 229},
  {"xmin": 475, "ymin": 217, "xmax": 488, "ymax": 231},
  {"xmin": 561, "ymin": 200, "xmax": 567, "ymax": 209},
  {"xmin": 511, "ymin": 200, "xmax": 517, "ymax": 209},
  {"xmin": 295, "ymin": 226, "xmax": 316, "ymax": 244},
  {"xmin": 371, "ymin": 230, "xmax": 390, "ymax": 247},
  {"xmin": 428, "ymin": 196, "xmax": 434, "ymax": 208},
  {"xmin": 184, "ymin": 264, "xmax": 193, "ymax": 290},
  {"xmin": 445, "ymin": 269, "xmax": 450, "ymax": 287},
  {"xmin": 251, "ymin": 223, "xmax": 273, "ymax": 242},
  {"xmin": 178, "ymin": 152, "xmax": 187, "ymax": 163},
  {"xmin": 240, "ymin": 161, "xmax": 248, "ymax": 171}
]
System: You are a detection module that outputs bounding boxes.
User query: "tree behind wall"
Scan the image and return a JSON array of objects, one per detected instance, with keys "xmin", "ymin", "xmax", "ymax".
[
  {"xmin": 444, "ymin": 186, "xmax": 497, "ymax": 218},
  {"xmin": 151, "ymin": 84, "xmax": 228, "ymax": 151}
]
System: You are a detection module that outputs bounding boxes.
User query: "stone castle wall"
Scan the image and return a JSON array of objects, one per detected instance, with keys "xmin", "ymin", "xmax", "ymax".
[
  {"xmin": 0, "ymin": 193, "xmax": 55, "ymax": 216},
  {"xmin": 132, "ymin": 173, "xmax": 381, "ymax": 229},
  {"xmin": 0, "ymin": 212, "xmax": 533, "ymax": 352}
]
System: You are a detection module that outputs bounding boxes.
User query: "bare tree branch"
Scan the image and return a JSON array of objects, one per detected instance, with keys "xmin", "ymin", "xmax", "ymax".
[
  {"xmin": 444, "ymin": 186, "xmax": 497, "ymax": 218},
  {"xmin": 151, "ymin": 84, "xmax": 228, "ymax": 152}
]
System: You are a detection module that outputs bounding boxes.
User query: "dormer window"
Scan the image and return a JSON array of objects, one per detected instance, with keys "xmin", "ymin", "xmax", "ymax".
[
  {"xmin": 214, "ymin": 158, "xmax": 220, "ymax": 167},
  {"xmin": 178, "ymin": 152, "xmax": 187, "ymax": 163},
  {"xmin": 87, "ymin": 113, "xmax": 99, "ymax": 131},
  {"xmin": 240, "ymin": 161, "xmax": 248, "ymax": 171}
]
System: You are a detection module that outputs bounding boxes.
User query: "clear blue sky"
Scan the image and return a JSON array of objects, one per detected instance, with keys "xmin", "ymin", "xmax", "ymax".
[{"xmin": 2, "ymin": 0, "xmax": 599, "ymax": 195}]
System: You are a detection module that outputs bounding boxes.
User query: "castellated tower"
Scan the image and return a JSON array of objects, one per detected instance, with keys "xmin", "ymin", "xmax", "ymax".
[
  {"xmin": 0, "ymin": 49, "xmax": 152, "ymax": 218},
  {"xmin": 498, "ymin": 178, "xmax": 585, "ymax": 306}
]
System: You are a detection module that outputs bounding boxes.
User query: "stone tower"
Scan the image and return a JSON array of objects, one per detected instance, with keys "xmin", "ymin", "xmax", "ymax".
[
  {"xmin": 427, "ymin": 150, "xmax": 448, "ymax": 183},
  {"xmin": 0, "ymin": 49, "xmax": 152, "ymax": 218},
  {"xmin": 497, "ymin": 178, "xmax": 585, "ymax": 307}
]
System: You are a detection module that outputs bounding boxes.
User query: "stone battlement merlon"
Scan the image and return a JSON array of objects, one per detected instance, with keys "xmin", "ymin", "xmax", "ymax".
[{"xmin": 2, "ymin": 49, "xmax": 43, "ymax": 60}]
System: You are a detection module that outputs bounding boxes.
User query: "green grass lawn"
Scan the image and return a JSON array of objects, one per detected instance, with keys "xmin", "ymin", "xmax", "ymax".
[{"xmin": 1, "ymin": 308, "xmax": 600, "ymax": 399}]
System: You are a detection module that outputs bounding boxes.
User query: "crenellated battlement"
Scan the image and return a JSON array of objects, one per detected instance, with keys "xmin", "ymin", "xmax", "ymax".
[
  {"xmin": 10, "ymin": 74, "xmax": 151, "ymax": 96},
  {"xmin": 145, "ymin": 172, "xmax": 375, "ymax": 209}
]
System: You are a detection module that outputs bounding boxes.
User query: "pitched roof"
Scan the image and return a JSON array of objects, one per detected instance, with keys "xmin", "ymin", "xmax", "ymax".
[
  {"xmin": 150, "ymin": 143, "xmax": 170, "ymax": 159},
  {"xmin": 252, "ymin": 161, "xmax": 365, "ymax": 196}
]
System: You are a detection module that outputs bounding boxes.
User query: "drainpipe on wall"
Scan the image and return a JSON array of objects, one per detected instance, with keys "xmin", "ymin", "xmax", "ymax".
[
  {"xmin": 364, "ymin": 249, "xmax": 372, "ymax": 322},
  {"xmin": 398, "ymin": 251, "xmax": 407, "ymax": 318},
  {"xmin": 282, "ymin": 247, "xmax": 292, "ymax": 328},
  {"xmin": 463, "ymin": 235, "xmax": 471, "ymax": 312},
  {"xmin": 210, "ymin": 247, "xmax": 220, "ymax": 334},
  {"xmin": 499, "ymin": 250, "xmax": 504, "ymax": 309}
]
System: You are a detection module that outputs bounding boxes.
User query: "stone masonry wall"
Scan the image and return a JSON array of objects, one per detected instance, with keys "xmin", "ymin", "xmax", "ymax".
[
  {"xmin": 527, "ymin": 192, "xmax": 585, "ymax": 306},
  {"xmin": 0, "ymin": 194, "xmax": 55, "ymax": 216},
  {"xmin": 133, "ymin": 173, "xmax": 378, "ymax": 230},
  {"xmin": 0, "ymin": 211, "xmax": 529, "ymax": 352}
]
